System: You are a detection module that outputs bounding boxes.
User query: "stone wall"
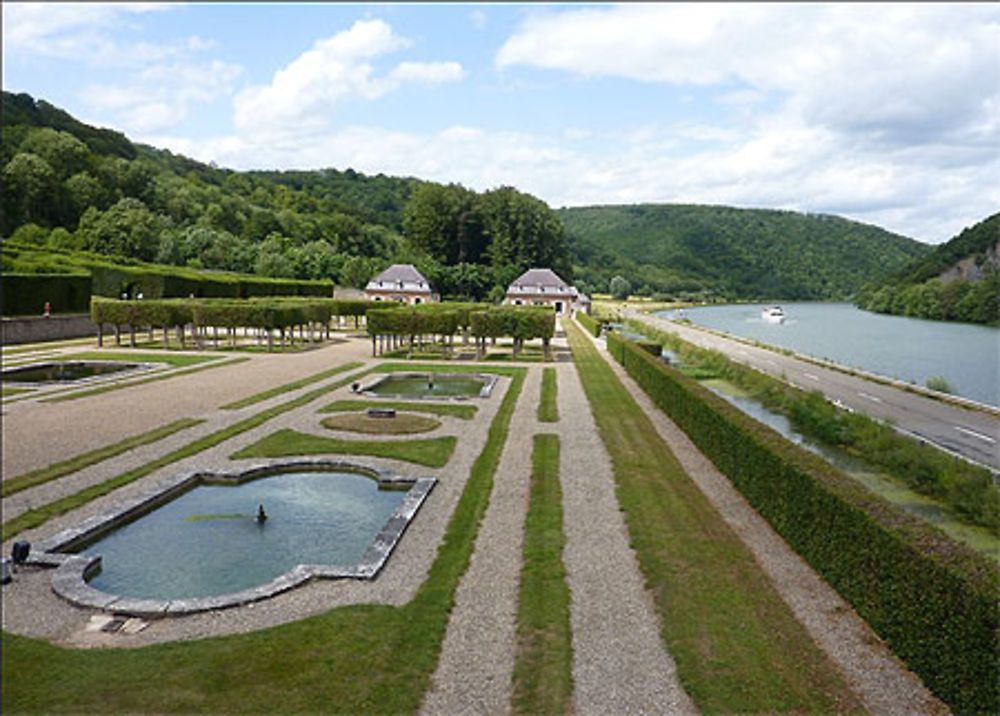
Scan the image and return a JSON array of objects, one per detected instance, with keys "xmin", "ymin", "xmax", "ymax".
[{"xmin": 1, "ymin": 314, "xmax": 98, "ymax": 345}]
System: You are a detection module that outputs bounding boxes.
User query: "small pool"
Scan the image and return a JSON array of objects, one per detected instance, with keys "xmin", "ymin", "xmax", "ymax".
[
  {"xmin": 363, "ymin": 372, "xmax": 496, "ymax": 399},
  {"xmin": 1, "ymin": 361, "xmax": 144, "ymax": 384},
  {"xmin": 37, "ymin": 460, "xmax": 435, "ymax": 615}
]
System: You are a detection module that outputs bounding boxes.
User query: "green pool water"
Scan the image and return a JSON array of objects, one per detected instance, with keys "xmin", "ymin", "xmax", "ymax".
[
  {"xmin": 368, "ymin": 374, "xmax": 488, "ymax": 397},
  {"xmin": 1, "ymin": 361, "xmax": 140, "ymax": 383},
  {"xmin": 81, "ymin": 470, "xmax": 406, "ymax": 600}
]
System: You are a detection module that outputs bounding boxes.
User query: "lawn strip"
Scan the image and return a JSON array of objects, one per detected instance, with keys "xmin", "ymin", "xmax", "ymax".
[
  {"xmin": 565, "ymin": 320, "xmax": 860, "ymax": 712},
  {"xmin": 232, "ymin": 428, "xmax": 456, "ymax": 468},
  {"xmin": 1, "ymin": 386, "xmax": 36, "ymax": 398},
  {"xmin": 320, "ymin": 413, "xmax": 441, "ymax": 435},
  {"xmin": 512, "ymin": 433, "xmax": 572, "ymax": 714},
  {"xmin": 1, "ymin": 337, "xmax": 95, "ymax": 356},
  {"xmin": 537, "ymin": 367, "xmax": 559, "ymax": 422},
  {"xmin": 39, "ymin": 357, "xmax": 252, "ymax": 403},
  {"xmin": 1, "ymin": 368, "xmax": 526, "ymax": 713},
  {"xmin": 2, "ymin": 419, "xmax": 204, "ymax": 497},
  {"xmin": 1, "ymin": 365, "xmax": 371, "ymax": 541},
  {"xmin": 221, "ymin": 361, "xmax": 364, "ymax": 410},
  {"xmin": 320, "ymin": 399, "xmax": 476, "ymax": 420},
  {"xmin": 59, "ymin": 351, "xmax": 221, "ymax": 367}
]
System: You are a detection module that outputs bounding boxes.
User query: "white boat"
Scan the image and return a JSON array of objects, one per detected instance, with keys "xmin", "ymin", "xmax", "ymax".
[{"xmin": 761, "ymin": 306, "xmax": 786, "ymax": 323}]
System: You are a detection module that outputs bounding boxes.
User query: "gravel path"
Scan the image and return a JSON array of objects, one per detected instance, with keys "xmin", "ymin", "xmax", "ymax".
[
  {"xmin": 584, "ymin": 328, "xmax": 945, "ymax": 713},
  {"xmin": 555, "ymin": 361, "xmax": 697, "ymax": 715},
  {"xmin": 2, "ymin": 336, "xmax": 371, "ymax": 477},
  {"xmin": 420, "ymin": 367, "xmax": 539, "ymax": 715}
]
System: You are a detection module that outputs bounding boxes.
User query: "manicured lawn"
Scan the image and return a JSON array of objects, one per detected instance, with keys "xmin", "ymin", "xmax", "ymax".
[
  {"xmin": 512, "ymin": 433, "xmax": 572, "ymax": 714},
  {"xmin": 1, "ymin": 368, "xmax": 527, "ymax": 714},
  {"xmin": 320, "ymin": 399, "xmax": 477, "ymax": 420},
  {"xmin": 232, "ymin": 428, "xmax": 457, "ymax": 468},
  {"xmin": 60, "ymin": 351, "xmax": 221, "ymax": 367},
  {"xmin": 321, "ymin": 412, "xmax": 441, "ymax": 435},
  {"xmin": 537, "ymin": 367, "xmax": 559, "ymax": 422},
  {"xmin": 565, "ymin": 320, "xmax": 861, "ymax": 713}
]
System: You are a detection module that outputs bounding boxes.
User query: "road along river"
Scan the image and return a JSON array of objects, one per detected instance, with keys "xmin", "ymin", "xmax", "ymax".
[{"xmin": 628, "ymin": 310, "xmax": 1000, "ymax": 471}]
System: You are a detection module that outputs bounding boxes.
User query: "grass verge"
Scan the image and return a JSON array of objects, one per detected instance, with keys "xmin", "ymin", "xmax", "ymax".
[
  {"xmin": 320, "ymin": 399, "xmax": 476, "ymax": 420},
  {"xmin": 2, "ymin": 418, "xmax": 204, "ymax": 497},
  {"xmin": 538, "ymin": 367, "xmax": 559, "ymax": 422},
  {"xmin": 565, "ymin": 320, "xmax": 860, "ymax": 712},
  {"xmin": 1, "ymin": 368, "xmax": 526, "ymax": 714},
  {"xmin": 39, "ymin": 357, "xmax": 252, "ymax": 404},
  {"xmin": 221, "ymin": 361, "xmax": 363, "ymax": 410},
  {"xmin": 512, "ymin": 433, "xmax": 572, "ymax": 714},
  {"xmin": 232, "ymin": 428, "xmax": 456, "ymax": 468},
  {"xmin": 1, "ymin": 365, "xmax": 370, "ymax": 541},
  {"xmin": 60, "ymin": 351, "xmax": 221, "ymax": 367},
  {"xmin": 321, "ymin": 413, "xmax": 441, "ymax": 435}
]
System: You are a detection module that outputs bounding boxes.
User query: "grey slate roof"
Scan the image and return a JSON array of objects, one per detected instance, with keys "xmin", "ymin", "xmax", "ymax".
[
  {"xmin": 509, "ymin": 268, "xmax": 569, "ymax": 290},
  {"xmin": 369, "ymin": 264, "xmax": 429, "ymax": 285}
]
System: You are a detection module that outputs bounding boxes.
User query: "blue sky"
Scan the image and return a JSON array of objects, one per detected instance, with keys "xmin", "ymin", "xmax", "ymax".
[{"xmin": 4, "ymin": 2, "xmax": 999, "ymax": 244}]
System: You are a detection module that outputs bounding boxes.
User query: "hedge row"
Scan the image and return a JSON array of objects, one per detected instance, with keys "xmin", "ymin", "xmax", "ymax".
[
  {"xmin": 0, "ymin": 273, "xmax": 92, "ymax": 316},
  {"xmin": 576, "ymin": 311, "xmax": 601, "ymax": 337},
  {"xmin": 469, "ymin": 306, "xmax": 556, "ymax": 341},
  {"xmin": 605, "ymin": 330, "xmax": 998, "ymax": 712},
  {"xmin": 367, "ymin": 307, "xmax": 460, "ymax": 338}
]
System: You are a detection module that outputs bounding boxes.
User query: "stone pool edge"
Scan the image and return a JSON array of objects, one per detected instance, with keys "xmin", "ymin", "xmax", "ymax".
[{"xmin": 27, "ymin": 458, "xmax": 436, "ymax": 618}]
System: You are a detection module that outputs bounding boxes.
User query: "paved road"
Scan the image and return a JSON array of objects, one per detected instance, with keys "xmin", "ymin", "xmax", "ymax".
[{"xmin": 629, "ymin": 311, "xmax": 1000, "ymax": 471}]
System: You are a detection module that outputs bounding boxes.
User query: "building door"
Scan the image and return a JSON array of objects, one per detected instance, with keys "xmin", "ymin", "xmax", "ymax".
[{"xmin": 555, "ymin": 301, "xmax": 563, "ymax": 315}]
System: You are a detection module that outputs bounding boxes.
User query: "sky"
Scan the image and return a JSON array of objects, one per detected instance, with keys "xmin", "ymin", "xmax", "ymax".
[{"xmin": 4, "ymin": 2, "xmax": 999, "ymax": 244}]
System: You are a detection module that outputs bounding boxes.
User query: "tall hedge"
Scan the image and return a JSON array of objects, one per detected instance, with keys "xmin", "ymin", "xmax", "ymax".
[
  {"xmin": 1, "ymin": 273, "xmax": 91, "ymax": 315},
  {"xmin": 605, "ymin": 331, "xmax": 998, "ymax": 712}
]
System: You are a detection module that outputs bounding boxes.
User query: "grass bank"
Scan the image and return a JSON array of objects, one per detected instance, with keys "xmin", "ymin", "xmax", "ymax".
[
  {"xmin": 565, "ymin": 320, "xmax": 860, "ymax": 712},
  {"xmin": 537, "ymin": 367, "xmax": 558, "ymax": 422}
]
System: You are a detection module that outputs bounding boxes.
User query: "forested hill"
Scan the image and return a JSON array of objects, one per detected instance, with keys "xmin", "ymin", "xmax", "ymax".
[
  {"xmin": 560, "ymin": 204, "xmax": 930, "ymax": 300},
  {"xmin": 854, "ymin": 212, "xmax": 999, "ymax": 325}
]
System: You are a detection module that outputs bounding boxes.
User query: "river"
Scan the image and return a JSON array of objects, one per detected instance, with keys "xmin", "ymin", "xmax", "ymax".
[{"xmin": 656, "ymin": 302, "xmax": 999, "ymax": 408}]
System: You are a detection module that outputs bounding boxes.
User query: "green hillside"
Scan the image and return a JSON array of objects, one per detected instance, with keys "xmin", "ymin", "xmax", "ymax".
[
  {"xmin": 560, "ymin": 204, "xmax": 931, "ymax": 300},
  {"xmin": 855, "ymin": 213, "xmax": 999, "ymax": 325}
]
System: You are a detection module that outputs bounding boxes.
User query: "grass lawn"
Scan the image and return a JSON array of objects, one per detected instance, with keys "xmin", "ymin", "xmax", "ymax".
[
  {"xmin": 512, "ymin": 433, "xmax": 572, "ymax": 713},
  {"xmin": 1, "ymin": 368, "xmax": 526, "ymax": 714},
  {"xmin": 537, "ymin": 367, "xmax": 559, "ymax": 422},
  {"xmin": 565, "ymin": 319, "xmax": 861, "ymax": 713},
  {"xmin": 321, "ymin": 412, "xmax": 441, "ymax": 435},
  {"xmin": 59, "ymin": 351, "xmax": 221, "ymax": 367},
  {"xmin": 320, "ymin": 399, "xmax": 477, "ymax": 420},
  {"xmin": 232, "ymin": 428, "xmax": 457, "ymax": 468}
]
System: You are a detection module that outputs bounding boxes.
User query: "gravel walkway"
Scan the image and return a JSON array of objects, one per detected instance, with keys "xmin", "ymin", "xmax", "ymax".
[
  {"xmin": 555, "ymin": 361, "xmax": 697, "ymax": 715},
  {"xmin": 584, "ymin": 328, "xmax": 945, "ymax": 713},
  {"xmin": 420, "ymin": 366, "xmax": 539, "ymax": 715},
  {"xmin": 2, "ymin": 336, "xmax": 371, "ymax": 477}
]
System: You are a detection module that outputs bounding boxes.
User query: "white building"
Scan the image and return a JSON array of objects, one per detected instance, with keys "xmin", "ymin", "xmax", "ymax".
[
  {"xmin": 365, "ymin": 264, "xmax": 438, "ymax": 305},
  {"xmin": 504, "ymin": 268, "xmax": 590, "ymax": 316}
]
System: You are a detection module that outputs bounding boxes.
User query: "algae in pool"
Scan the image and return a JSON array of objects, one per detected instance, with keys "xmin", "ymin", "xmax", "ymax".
[
  {"xmin": 368, "ymin": 374, "xmax": 488, "ymax": 397},
  {"xmin": 82, "ymin": 471, "xmax": 406, "ymax": 600},
  {"xmin": 1, "ymin": 361, "xmax": 141, "ymax": 383}
]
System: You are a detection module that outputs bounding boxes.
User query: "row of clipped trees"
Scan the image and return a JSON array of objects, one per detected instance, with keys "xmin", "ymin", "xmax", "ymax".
[
  {"xmin": 366, "ymin": 303, "xmax": 556, "ymax": 359},
  {"xmin": 91, "ymin": 297, "xmax": 558, "ymax": 357},
  {"xmin": 91, "ymin": 297, "xmax": 375, "ymax": 351}
]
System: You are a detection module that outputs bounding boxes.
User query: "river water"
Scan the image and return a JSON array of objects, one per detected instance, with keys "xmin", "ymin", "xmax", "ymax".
[{"xmin": 657, "ymin": 302, "xmax": 999, "ymax": 407}]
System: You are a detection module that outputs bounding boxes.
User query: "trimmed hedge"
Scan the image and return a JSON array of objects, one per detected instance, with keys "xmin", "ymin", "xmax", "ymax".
[
  {"xmin": 576, "ymin": 311, "xmax": 601, "ymax": 337},
  {"xmin": 1, "ymin": 273, "xmax": 91, "ymax": 316},
  {"xmin": 606, "ymin": 330, "xmax": 998, "ymax": 712}
]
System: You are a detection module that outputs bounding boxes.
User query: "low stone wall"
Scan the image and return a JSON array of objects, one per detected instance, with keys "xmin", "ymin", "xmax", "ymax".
[{"xmin": 1, "ymin": 314, "xmax": 99, "ymax": 345}]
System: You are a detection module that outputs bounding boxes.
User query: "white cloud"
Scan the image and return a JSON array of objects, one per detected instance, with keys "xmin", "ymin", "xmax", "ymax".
[
  {"xmin": 233, "ymin": 20, "xmax": 464, "ymax": 138},
  {"xmin": 81, "ymin": 59, "xmax": 243, "ymax": 133}
]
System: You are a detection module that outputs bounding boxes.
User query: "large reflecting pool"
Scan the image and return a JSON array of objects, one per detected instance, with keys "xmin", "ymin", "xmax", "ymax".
[{"xmin": 81, "ymin": 470, "xmax": 407, "ymax": 600}]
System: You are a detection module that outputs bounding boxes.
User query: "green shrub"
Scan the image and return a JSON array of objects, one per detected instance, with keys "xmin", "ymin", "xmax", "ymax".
[{"xmin": 607, "ymin": 334, "xmax": 998, "ymax": 713}]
